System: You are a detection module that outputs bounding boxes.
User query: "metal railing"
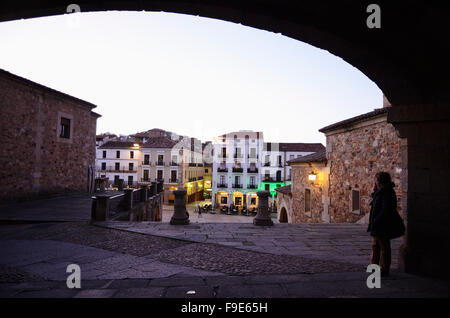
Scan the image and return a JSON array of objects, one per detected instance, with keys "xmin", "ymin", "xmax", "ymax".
[
  {"xmin": 217, "ymin": 183, "xmax": 228, "ymax": 188},
  {"xmin": 247, "ymin": 168, "xmax": 258, "ymax": 173},
  {"xmin": 217, "ymin": 167, "xmax": 228, "ymax": 172},
  {"xmin": 232, "ymin": 167, "xmax": 243, "ymax": 173}
]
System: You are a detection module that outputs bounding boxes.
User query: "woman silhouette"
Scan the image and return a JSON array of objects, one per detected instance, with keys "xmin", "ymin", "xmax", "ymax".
[{"xmin": 367, "ymin": 172, "xmax": 405, "ymax": 277}]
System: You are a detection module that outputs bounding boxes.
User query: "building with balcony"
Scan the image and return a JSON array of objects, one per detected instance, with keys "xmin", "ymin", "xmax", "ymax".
[
  {"xmin": 211, "ymin": 130, "xmax": 264, "ymax": 211},
  {"xmin": 96, "ymin": 141, "xmax": 141, "ymax": 187}
]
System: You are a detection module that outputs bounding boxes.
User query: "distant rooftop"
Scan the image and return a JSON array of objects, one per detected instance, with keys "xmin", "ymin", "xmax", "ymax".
[{"xmin": 287, "ymin": 149, "xmax": 327, "ymax": 164}]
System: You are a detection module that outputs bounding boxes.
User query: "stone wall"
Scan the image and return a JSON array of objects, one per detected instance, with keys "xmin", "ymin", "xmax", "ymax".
[
  {"xmin": 290, "ymin": 163, "xmax": 328, "ymax": 223},
  {"xmin": 0, "ymin": 70, "xmax": 99, "ymax": 201},
  {"xmin": 326, "ymin": 118, "xmax": 402, "ymax": 223}
]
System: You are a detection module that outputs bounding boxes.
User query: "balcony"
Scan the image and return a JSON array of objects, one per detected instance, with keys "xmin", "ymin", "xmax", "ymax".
[
  {"xmin": 264, "ymin": 176, "xmax": 283, "ymax": 182},
  {"xmin": 217, "ymin": 167, "xmax": 228, "ymax": 172},
  {"xmin": 170, "ymin": 161, "xmax": 178, "ymax": 166},
  {"xmin": 198, "ymin": 163, "xmax": 204, "ymax": 167},
  {"xmin": 247, "ymin": 168, "xmax": 258, "ymax": 173},
  {"xmin": 232, "ymin": 184, "xmax": 243, "ymax": 188},
  {"xmin": 169, "ymin": 178, "xmax": 178, "ymax": 184},
  {"xmin": 233, "ymin": 154, "xmax": 243, "ymax": 159},
  {"xmin": 156, "ymin": 161, "xmax": 164, "ymax": 166},
  {"xmin": 189, "ymin": 177, "xmax": 197, "ymax": 182},
  {"xmin": 232, "ymin": 167, "xmax": 243, "ymax": 173},
  {"xmin": 188, "ymin": 163, "xmax": 197, "ymax": 167},
  {"xmin": 247, "ymin": 154, "xmax": 259, "ymax": 159},
  {"xmin": 142, "ymin": 161, "xmax": 150, "ymax": 166},
  {"xmin": 247, "ymin": 184, "xmax": 258, "ymax": 189},
  {"xmin": 140, "ymin": 178, "xmax": 151, "ymax": 183},
  {"xmin": 105, "ymin": 166, "xmax": 137, "ymax": 173},
  {"xmin": 217, "ymin": 183, "xmax": 228, "ymax": 188},
  {"xmin": 263, "ymin": 162, "xmax": 270, "ymax": 167},
  {"xmin": 198, "ymin": 176, "xmax": 203, "ymax": 180}
]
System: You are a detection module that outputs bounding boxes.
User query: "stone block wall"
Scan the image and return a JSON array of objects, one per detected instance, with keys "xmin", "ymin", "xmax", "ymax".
[
  {"xmin": 0, "ymin": 70, "xmax": 99, "ymax": 201},
  {"xmin": 291, "ymin": 163, "xmax": 327, "ymax": 223},
  {"xmin": 326, "ymin": 119, "xmax": 402, "ymax": 223}
]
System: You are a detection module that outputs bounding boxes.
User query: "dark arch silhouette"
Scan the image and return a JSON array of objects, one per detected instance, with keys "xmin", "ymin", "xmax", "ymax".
[{"xmin": 1, "ymin": 0, "xmax": 449, "ymax": 278}]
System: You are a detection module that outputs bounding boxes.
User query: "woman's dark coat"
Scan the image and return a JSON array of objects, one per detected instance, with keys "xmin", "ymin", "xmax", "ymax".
[{"xmin": 367, "ymin": 184, "xmax": 405, "ymax": 239}]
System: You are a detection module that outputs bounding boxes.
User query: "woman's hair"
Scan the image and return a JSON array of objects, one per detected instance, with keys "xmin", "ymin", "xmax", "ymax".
[{"xmin": 376, "ymin": 171, "xmax": 395, "ymax": 187}]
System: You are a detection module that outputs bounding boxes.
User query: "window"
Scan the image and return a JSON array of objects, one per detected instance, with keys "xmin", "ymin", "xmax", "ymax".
[
  {"xmin": 234, "ymin": 175, "xmax": 240, "ymax": 185},
  {"xmin": 251, "ymin": 197, "xmax": 256, "ymax": 205},
  {"xmin": 265, "ymin": 155, "xmax": 270, "ymax": 166},
  {"xmin": 221, "ymin": 196, "xmax": 228, "ymax": 204},
  {"xmin": 157, "ymin": 170, "xmax": 163, "ymax": 180},
  {"xmin": 305, "ymin": 189, "xmax": 311, "ymax": 212},
  {"xmin": 250, "ymin": 148, "xmax": 256, "ymax": 158},
  {"xmin": 128, "ymin": 176, "xmax": 133, "ymax": 186},
  {"xmin": 157, "ymin": 154, "xmax": 164, "ymax": 164},
  {"xmin": 289, "ymin": 154, "xmax": 294, "ymax": 160},
  {"xmin": 101, "ymin": 162, "xmax": 106, "ymax": 170},
  {"xmin": 102, "ymin": 151, "xmax": 106, "ymax": 158},
  {"xmin": 116, "ymin": 151, "xmax": 120, "ymax": 158},
  {"xmin": 265, "ymin": 184, "xmax": 270, "ymax": 191},
  {"xmin": 144, "ymin": 154, "xmax": 150, "ymax": 165},
  {"xmin": 276, "ymin": 170, "xmax": 282, "ymax": 181},
  {"xmin": 114, "ymin": 175, "xmax": 120, "ymax": 185},
  {"xmin": 130, "ymin": 151, "xmax": 134, "ymax": 159},
  {"xmin": 143, "ymin": 170, "xmax": 149, "ymax": 181},
  {"xmin": 250, "ymin": 176, "xmax": 255, "ymax": 186},
  {"xmin": 129, "ymin": 163, "xmax": 134, "ymax": 171},
  {"xmin": 205, "ymin": 168, "xmax": 208, "ymax": 173},
  {"xmin": 59, "ymin": 117, "xmax": 71, "ymax": 139},
  {"xmin": 115, "ymin": 162, "xmax": 120, "ymax": 171},
  {"xmin": 221, "ymin": 148, "xmax": 226, "ymax": 157},
  {"xmin": 220, "ymin": 175, "xmax": 225, "ymax": 185},
  {"xmin": 352, "ymin": 190, "xmax": 360, "ymax": 212},
  {"xmin": 171, "ymin": 170, "xmax": 177, "ymax": 182}
]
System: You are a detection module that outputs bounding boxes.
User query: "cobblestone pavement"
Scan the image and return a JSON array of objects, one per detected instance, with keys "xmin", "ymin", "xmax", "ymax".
[
  {"xmin": 96, "ymin": 221, "xmax": 403, "ymax": 268},
  {"xmin": 0, "ymin": 222, "xmax": 449, "ymax": 298}
]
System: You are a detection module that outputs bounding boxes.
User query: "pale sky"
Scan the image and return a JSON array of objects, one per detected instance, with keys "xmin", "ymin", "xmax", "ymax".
[{"xmin": 0, "ymin": 11, "xmax": 382, "ymax": 144}]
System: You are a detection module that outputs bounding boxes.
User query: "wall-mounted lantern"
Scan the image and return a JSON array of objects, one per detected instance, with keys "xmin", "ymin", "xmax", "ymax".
[{"xmin": 308, "ymin": 171, "xmax": 317, "ymax": 182}]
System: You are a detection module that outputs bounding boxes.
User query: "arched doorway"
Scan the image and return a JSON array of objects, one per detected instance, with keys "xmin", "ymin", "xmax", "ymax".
[{"xmin": 279, "ymin": 207, "xmax": 288, "ymax": 223}]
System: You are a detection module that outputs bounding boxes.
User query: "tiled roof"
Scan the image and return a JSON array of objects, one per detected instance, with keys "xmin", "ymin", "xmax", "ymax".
[
  {"xmin": 142, "ymin": 137, "xmax": 178, "ymax": 148},
  {"xmin": 279, "ymin": 143, "xmax": 325, "ymax": 152},
  {"xmin": 133, "ymin": 128, "xmax": 167, "ymax": 137},
  {"xmin": 287, "ymin": 149, "xmax": 327, "ymax": 164},
  {"xmin": 98, "ymin": 141, "xmax": 138, "ymax": 149},
  {"xmin": 275, "ymin": 185, "xmax": 292, "ymax": 195},
  {"xmin": 319, "ymin": 108, "xmax": 388, "ymax": 133}
]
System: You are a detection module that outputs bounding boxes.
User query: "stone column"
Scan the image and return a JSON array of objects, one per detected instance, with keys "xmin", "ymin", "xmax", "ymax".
[
  {"xmin": 91, "ymin": 194, "xmax": 109, "ymax": 222},
  {"xmin": 170, "ymin": 190, "xmax": 190, "ymax": 225},
  {"xmin": 388, "ymin": 103, "xmax": 450, "ymax": 278},
  {"xmin": 253, "ymin": 191, "xmax": 273, "ymax": 226},
  {"xmin": 124, "ymin": 188, "xmax": 134, "ymax": 211},
  {"xmin": 140, "ymin": 185, "xmax": 148, "ymax": 202}
]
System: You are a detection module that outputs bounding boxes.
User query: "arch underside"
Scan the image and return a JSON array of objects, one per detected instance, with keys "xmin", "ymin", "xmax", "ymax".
[{"xmin": 1, "ymin": 0, "xmax": 449, "ymax": 104}]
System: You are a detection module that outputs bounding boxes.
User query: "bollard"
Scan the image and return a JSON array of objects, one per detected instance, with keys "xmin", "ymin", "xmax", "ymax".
[
  {"xmin": 92, "ymin": 194, "xmax": 109, "ymax": 222},
  {"xmin": 118, "ymin": 179, "xmax": 124, "ymax": 191},
  {"xmin": 140, "ymin": 185, "xmax": 148, "ymax": 202},
  {"xmin": 124, "ymin": 188, "xmax": 134, "ymax": 211},
  {"xmin": 170, "ymin": 190, "xmax": 190, "ymax": 225},
  {"xmin": 253, "ymin": 191, "xmax": 274, "ymax": 226}
]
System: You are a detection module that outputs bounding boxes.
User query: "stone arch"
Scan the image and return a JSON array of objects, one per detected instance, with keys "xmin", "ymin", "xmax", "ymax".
[{"xmin": 1, "ymin": 1, "xmax": 449, "ymax": 278}]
